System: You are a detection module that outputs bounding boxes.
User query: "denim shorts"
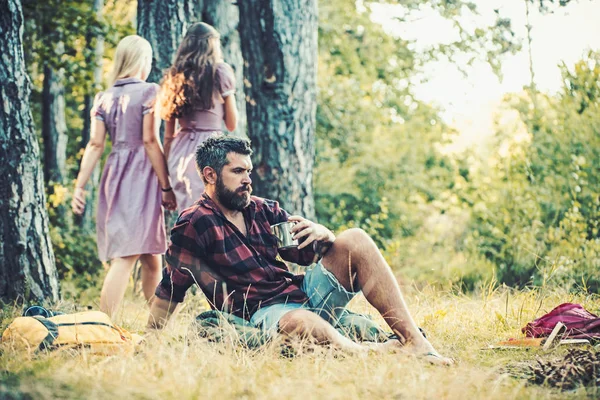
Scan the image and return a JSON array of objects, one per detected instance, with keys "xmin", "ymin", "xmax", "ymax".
[{"xmin": 250, "ymin": 261, "xmax": 359, "ymax": 335}]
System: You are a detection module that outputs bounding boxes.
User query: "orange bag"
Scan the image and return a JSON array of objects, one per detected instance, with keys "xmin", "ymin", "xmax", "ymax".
[{"xmin": 2, "ymin": 311, "xmax": 141, "ymax": 355}]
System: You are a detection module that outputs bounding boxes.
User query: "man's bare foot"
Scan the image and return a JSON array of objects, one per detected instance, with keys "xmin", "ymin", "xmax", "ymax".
[
  {"xmin": 364, "ymin": 340, "xmax": 453, "ymax": 365},
  {"xmin": 417, "ymin": 351, "xmax": 454, "ymax": 366},
  {"xmin": 375, "ymin": 336, "xmax": 454, "ymax": 366},
  {"xmin": 362, "ymin": 339, "xmax": 403, "ymax": 353},
  {"xmin": 403, "ymin": 342, "xmax": 454, "ymax": 366}
]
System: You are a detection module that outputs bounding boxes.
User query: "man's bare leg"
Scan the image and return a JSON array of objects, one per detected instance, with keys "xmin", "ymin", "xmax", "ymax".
[
  {"xmin": 278, "ymin": 309, "xmax": 396, "ymax": 354},
  {"xmin": 321, "ymin": 228, "xmax": 453, "ymax": 365},
  {"xmin": 147, "ymin": 297, "xmax": 179, "ymax": 329}
]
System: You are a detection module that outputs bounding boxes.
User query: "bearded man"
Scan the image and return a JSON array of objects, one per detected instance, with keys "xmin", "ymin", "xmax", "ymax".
[{"xmin": 148, "ymin": 135, "xmax": 452, "ymax": 365}]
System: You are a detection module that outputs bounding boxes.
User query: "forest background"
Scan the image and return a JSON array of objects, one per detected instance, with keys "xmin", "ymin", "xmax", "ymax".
[{"xmin": 1, "ymin": 0, "xmax": 598, "ymax": 303}]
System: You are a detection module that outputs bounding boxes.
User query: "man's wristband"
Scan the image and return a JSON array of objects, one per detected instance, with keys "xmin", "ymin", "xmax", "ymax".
[{"xmin": 161, "ymin": 187, "xmax": 173, "ymax": 192}]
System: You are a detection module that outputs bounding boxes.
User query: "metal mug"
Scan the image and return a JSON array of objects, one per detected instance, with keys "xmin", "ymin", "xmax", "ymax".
[{"xmin": 270, "ymin": 221, "xmax": 298, "ymax": 249}]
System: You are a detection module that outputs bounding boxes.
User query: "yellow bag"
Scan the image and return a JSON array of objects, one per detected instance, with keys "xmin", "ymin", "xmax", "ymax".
[{"xmin": 2, "ymin": 311, "xmax": 140, "ymax": 356}]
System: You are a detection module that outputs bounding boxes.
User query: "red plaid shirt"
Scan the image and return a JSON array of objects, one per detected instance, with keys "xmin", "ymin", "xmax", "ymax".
[{"xmin": 155, "ymin": 194, "xmax": 318, "ymax": 319}]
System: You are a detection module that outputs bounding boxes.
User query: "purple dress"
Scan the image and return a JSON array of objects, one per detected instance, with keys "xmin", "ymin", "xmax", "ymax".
[
  {"xmin": 168, "ymin": 63, "xmax": 236, "ymax": 212},
  {"xmin": 92, "ymin": 78, "xmax": 167, "ymax": 262}
]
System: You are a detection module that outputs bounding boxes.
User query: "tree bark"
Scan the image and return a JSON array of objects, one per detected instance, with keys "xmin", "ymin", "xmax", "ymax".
[
  {"xmin": 196, "ymin": 0, "xmax": 247, "ymax": 137},
  {"xmin": 137, "ymin": 0, "xmax": 194, "ymax": 84},
  {"xmin": 0, "ymin": 0, "xmax": 60, "ymax": 303},
  {"xmin": 238, "ymin": 0, "xmax": 318, "ymax": 217},
  {"xmin": 77, "ymin": 0, "xmax": 104, "ymax": 229},
  {"xmin": 41, "ymin": 61, "xmax": 68, "ymax": 186}
]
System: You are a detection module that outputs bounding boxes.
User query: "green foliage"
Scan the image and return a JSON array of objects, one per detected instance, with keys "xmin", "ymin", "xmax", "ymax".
[
  {"xmin": 314, "ymin": 0, "xmax": 525, "ymax": 287},
  {"xmin": 46, "ymin": 183, "xmax": 103, "ymax": 299},
  {"xmin": 463, "ymin": 51, "xmax": 600, "ymax": 290},
  {"xmin": 316, "ymin": 0, "xmax": 462, "ymax": 254},
  {"xmin": 22, "ymin": 0, "xmax": 133, "ymax": 94},
  {"xmin": 22, "ymin": 0, "xmax": 105, "ymax": 70},
  {"xmin": 316, "ymin": 0, "xmax": 600, "ymax": 292},
  {"xmin": 23, "ymin": 0, "xmax": 135, "ymax": 156}
]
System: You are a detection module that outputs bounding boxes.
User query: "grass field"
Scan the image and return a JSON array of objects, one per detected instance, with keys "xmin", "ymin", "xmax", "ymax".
[{"xmin": 1, "ymin": 284, "xmax": 599, "ymax": 399}]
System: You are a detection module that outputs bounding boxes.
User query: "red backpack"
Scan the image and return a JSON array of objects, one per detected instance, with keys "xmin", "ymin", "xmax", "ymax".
[{"xmin": 523, "ymin": 303, "xmax": 600, "ymax": 339}]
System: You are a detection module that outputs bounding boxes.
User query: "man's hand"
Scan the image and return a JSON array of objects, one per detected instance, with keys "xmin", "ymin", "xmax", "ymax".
[
  {"xmin": 288, "ymin": 215, "xmax": 336, "ymax": 250},
  {"xmin": 146, "ymin": 297, "xmax": 178, "ymax": 330}
]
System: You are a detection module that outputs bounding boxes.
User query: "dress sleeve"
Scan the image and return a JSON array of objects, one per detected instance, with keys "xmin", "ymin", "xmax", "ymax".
[
  {"xmin": 142, "ymin": 83, "xmax": 160, "ymax": 115},
  {"xmin": 216, "ymin": 63, "xmax": 236, "ymax": 98},
  {"xmin": 155, "ymin": 263, "xmax": 196, "ymax": 303},
  {"xmin": 91, "ymin": 92, "xmax": 106, "ymax": 121}
]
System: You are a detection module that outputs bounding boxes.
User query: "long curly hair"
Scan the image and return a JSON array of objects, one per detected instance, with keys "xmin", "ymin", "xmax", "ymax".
[{"xmin": 159, "ymin": 22, "xmax": 222, "ymax": 120}]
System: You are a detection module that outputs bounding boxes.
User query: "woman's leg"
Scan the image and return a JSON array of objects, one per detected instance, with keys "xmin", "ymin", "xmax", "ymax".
[
  {"xmin": 100, "ymin": 254, "xmax": 140, "ymax": 317},
  {"xmin": 138, "ymin": 254, "xmax": 162, "ymax": 303}
]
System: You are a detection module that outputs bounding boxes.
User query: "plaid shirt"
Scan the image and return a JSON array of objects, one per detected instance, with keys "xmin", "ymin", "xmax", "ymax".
[{"xmin": 155, "ymin": 194, "xmax": 319, "ymax": 319}]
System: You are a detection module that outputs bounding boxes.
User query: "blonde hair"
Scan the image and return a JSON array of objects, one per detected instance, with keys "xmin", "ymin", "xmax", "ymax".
[{"xmin": 109, "ymin": 35, "xmax": 153, "ymax": 84}]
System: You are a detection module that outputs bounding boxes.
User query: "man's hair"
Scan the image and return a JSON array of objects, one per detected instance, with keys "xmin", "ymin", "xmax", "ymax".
[{"xmin": 195, "ymin": 135, "xmax": 253, "ymax": 182}]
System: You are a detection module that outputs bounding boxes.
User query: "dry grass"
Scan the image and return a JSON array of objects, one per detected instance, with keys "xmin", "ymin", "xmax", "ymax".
[{"xmin": 1, "ymin": 285, "xmax": 599, "ymax": 399}]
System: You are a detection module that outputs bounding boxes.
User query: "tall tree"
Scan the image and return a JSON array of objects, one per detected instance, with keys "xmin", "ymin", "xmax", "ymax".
[
  {"xmin": 238, "ymin": 0, "xmax": 318, "ymax": 217},
  {"xmin": 0, "ymin": 0, "xmax": 60, "ymax": 303},
  {"xmin": 22, "ymin": 0, "xmax": 107, "ymax": 226},
  {"xmin": 22, "ymin": 0, "xmax": 73, "ymax": 188},
  {"xmin": 41, "ymin": 46, "xmax": 68, "ymax": 188},
  {"xmin": 77, "ymin": 0, "xmax": 105, "ymax": 229}
]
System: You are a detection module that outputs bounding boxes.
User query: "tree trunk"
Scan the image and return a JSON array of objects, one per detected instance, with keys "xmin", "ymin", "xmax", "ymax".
[
  {"xmin": 0, "ymin": 0, "xmax": 60, "ymax": 304},
  {"xmin": 41, "ymin": 56, "xmax": 68, "ymax": 186},
  {"xmin": 238, "ymin": 0, "xmax": 318, "ymax": 217},
  {"xmin": 137, "ymin": 0, "xmax": 194, "ymax": 84},
  {"xmin": 197, "ymin": 0, "xmax": 247, "ymax": 137},
  {"xmin": 77, "ymin": 0, "xmax": 104, "ymax": 230}
]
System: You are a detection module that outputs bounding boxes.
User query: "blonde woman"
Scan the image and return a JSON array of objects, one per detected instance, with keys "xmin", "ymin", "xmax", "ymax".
[
  {"xmin": 159, "ymin": 22, "xmax": 238, "ymax": 212},
  {"xmin": 72, "ymin": 35, "xmax": 177, "ymax": 317}
]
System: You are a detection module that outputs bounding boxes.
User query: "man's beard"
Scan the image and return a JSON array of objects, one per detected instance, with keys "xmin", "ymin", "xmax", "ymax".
[{"xmin": 215, "ymin": 177, "xmax": 252, "ymax": 211}]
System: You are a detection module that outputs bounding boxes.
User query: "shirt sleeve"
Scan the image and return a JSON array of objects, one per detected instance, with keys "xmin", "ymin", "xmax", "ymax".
[
  {"xmin": 91, "ymin": 92, "xmax": 105, "ymax": 121},
  {"xmin": 216, "ymin": 63, "xmax": 236, "ymax": 98},
  {"xmin": 142, "ymin": 83, "xmax": 160, "ymax": 115},
  {"xmin": 154, "ymin": 263, "xmax": 195, "ymax": 303},
  {"xmin": 155, "ymin": 218, "xmax": 208, "ymax": 303},
  {"xmin": 264, "ymin": 199, "xmax": 320, "ymax": 266}
]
